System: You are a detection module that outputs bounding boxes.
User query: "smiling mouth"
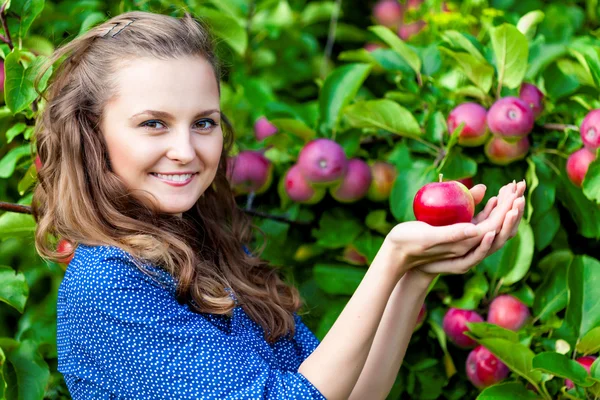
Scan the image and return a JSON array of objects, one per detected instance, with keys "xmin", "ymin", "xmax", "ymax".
[{"xmin": 149, "ymin": 172, "xmax": 198, "ymax": 184}]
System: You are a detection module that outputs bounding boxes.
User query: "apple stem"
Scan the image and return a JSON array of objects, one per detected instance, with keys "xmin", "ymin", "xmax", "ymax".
[{"xmin": 438, "ymin": 174, "xmax": 443, "ymax": 183}]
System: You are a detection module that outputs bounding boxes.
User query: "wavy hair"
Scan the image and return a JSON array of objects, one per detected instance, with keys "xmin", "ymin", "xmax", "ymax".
[{"xmin": 31, "ymin": 10, "xmax": 302, "ymax": 343}]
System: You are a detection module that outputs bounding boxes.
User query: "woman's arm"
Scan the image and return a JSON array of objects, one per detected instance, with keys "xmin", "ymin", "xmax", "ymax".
[{"xmin": 347, "ymin": 270, "xmax": 434, "ymax": 400}]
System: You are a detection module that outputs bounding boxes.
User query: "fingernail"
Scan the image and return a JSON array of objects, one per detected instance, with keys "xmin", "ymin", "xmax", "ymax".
[{"xmin": 465, "ymin": 226, "xmax": 479, "ymax": 237}]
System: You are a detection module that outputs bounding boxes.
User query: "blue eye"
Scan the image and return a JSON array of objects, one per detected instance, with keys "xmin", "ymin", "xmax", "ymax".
[{"xmin": 140, "ymin": 119, "xmax": 218, "ymax": 131}]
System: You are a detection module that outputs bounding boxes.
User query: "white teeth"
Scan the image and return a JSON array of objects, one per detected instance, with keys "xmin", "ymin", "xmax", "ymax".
[{"xmin": 153, "ymin": 173, "xmax": 193, "ymax": 182}]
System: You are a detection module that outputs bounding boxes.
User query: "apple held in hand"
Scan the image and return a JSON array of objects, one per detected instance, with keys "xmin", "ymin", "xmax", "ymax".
[{"xmin": 413, "ymin": 174, "xmax": 475, "ymax": 226}]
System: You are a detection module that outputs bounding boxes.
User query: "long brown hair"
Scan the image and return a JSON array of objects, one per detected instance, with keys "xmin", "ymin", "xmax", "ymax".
[{"xmin": 31, "ymin": 10, "xmax": 302, "ymax": 343}]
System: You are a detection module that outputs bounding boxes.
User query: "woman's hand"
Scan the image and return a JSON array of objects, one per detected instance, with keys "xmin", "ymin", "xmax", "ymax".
[
  {"xmin": 382, "ymin": 180, "xmax": 525, "ymax": 277},
  {"xmin": 417, "ymin": 180, "xmax": 526, "ymax": 276}
]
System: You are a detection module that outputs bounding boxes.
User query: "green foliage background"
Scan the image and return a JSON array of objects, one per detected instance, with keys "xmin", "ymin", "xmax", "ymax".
[{"xmin": 0, "ymin": 0, "xmax": 600, "ymax": 399}]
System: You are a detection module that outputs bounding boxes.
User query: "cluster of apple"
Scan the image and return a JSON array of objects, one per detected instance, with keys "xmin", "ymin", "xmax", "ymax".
[
  {"xmin": 227, "ymin": 117, "xmax": 400, "ymax": 205},
  {"xmin": 447, "ymin": 84, "xmax": 543, "ymax": 167},
  {"xmin": 566, "ymin": 109, "xmax": 600, "ymax": 187},
  {"xmin": 441, "ymin": 296, "xmax": 598, "ymax": 390}
]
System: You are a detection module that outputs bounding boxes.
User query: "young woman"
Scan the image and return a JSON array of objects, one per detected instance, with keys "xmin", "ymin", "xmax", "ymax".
[{"xmin": 31, "ymin": 11, "xmax": 526, "ymax": 400}]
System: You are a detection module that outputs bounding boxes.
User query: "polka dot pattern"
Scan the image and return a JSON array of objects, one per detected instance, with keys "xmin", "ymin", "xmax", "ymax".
[{"xmin": 57, "ymin": 244, "xmax": 325, "ymax": 399}]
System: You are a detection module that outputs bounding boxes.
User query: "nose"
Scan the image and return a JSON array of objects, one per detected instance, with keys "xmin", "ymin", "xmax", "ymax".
[{"xmin": 166, "ymin": 128, "xmax": 195, "ymax": 164}]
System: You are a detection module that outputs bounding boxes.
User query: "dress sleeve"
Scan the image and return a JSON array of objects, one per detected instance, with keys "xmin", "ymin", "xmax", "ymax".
[{"xmin": 65, "ymin": 247, "xmax": 326, "ymax": 400}]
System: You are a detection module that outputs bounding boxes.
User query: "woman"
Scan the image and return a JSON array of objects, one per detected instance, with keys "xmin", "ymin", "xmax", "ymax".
[{"xmin": 31, "ymin": 10, "xmax": 525, "ymax": 400}]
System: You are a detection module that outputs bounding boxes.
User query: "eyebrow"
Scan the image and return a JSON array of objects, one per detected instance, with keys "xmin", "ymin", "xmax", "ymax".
[{"xmin": 129, "ymin": 109, "xmax": 221, "ymax": 121}]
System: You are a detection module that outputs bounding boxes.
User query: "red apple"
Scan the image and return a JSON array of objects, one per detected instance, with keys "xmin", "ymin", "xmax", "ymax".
[
  {"xmin": 414, "ymin": 303, "xmax": 427, "ymax": 331},
  {"xmin": 566, "ymin": 356, "xmax": 597, "ymax": 389},
  {"xmin": 519, "ymin": 83, "xmax": 544, "ymax": 118},
  {"xmin": 57, "ymin": 239, "xmax": 75, "ymax": 265},
  {"xmin": 580, "ymin": 109, "xmax": 600, "ymax": 151},
  {"xmin": 284, "ymin": 164, "xmax": 325, "ymax": 204},
  {"xmin": 226, "ymin": 151, "xmax": 273, "ymax": 195},
  {"xmin": 330, "ymin": 158, "xmax": 372, "ymax": 203},
  {"xmin": 34, "ymin": 155, "xmax": 42, "ymax": 172},
  {"xmin": 457, "ymin": 177, "xmax": 474, "ymax": 189},
  {"xmin": 466, "ymin": 345, "xmax": 510, "ymax": 388},
  {"xmin": 413, "ymin": 175, "xmax": 475, "ymax": 226},
  {"xmin": 487, "ymin": 97, "xmax": 535, "ymax": 141},
  {"xmin": 0, "ymin": 60, "xmax": 4, "ymax": 92},
  {"xmin": 447, "ymin": 102, "xmax": 489, "ymax": 147},
  {"xmin": 373, "ymin": 0, "xmax": 403, "ymax": 28},
  {"xmin": 297, "ymin": 138, "xmax": 348, "ymax": 185},
  {"xmin": 398, "ymin": 20, "xmax": 426, "ymax": 41},
  {"xmin": 566, "ymin": 148, "xmax": 596, "ymax": 188},
  {"xmin": 484, "ymin": 136, "xmax": 530, "ymax": 165},
  {"xmin": 487, "ymin": 295, "xmax": 530, "ymax": 331},
  {"xmin": 342, "ymin": 245, "xmax": 368, "ymax": 266},
  {"xmin": 254, "ymin": 116, "xmax": 278, "ymax": 141},
  {"xmin": 442, "ymin": 308, "xmax": 484, "ymax": 348},
  {"xmin": 367, "ymin": 161, "xmax": 398, "ymax": 202}
]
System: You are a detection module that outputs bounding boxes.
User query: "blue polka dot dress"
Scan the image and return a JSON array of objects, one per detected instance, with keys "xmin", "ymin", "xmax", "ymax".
[{"xmin": 57, "ymin": 244, "xmax": 326, "ymax": 399}]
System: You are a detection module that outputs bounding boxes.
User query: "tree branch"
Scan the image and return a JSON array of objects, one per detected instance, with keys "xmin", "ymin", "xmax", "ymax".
[{"xmin": 0, "ymin": 1, "xmax": 13, "ymax": 50}]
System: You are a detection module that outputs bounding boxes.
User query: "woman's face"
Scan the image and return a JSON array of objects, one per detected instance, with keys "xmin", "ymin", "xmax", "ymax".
[{"xmin": 101, "ymin": 56, "xmax": 223, "ymax": 217}]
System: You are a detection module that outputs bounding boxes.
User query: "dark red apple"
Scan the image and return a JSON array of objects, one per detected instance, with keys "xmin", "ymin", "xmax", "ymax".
[
  {"xmin": 442, "ymin": 308, "xmax": 484, "ymax": 348},
  {"xmin": 57, "ymin": 239, "xmax": 75, "ymax": 265},
  {"xmin": 254, "ymin": 116, "xmax": 278, "ymax": 141},
  {"xmin": 487, "ymin": 97, "xmax": 535, "ymax": 141},
  {"xmin": 466, "ymin": 345, "xmax": 510, "ymax": 388},
  {"xmin": 413, "ymin": 175, "xmax": 475, "ymax": 226},
  {"xmin": 457, "ymin": 177, "xmax": 474, "ymax": 189},
  {"xmin": 566, "ymin": 148, "xmax": 596, "ymax": 188},
  {"xmin": 566, "ymin": 356, "xmax": 597, "ymax": 389},
  {"xmin": 447, "ymin": 102, "xmax": 489, "ymax": 147},
  {"xmin": 367, "ymin": 161, "xmax": 398, "ymax": 202},
  {"xmin": 297, "ymin": 138, "xmax": 348, "ymax": 186},
  {"xmin": 519, "ymin": 83, "xmax": 544, "ymax": 118},
  {"xmin": 330, "ymin": 158, "xmax": 372, "ymax": 203},
  {"xmin": 372, "ymin": 0, "xmax": 403, "ymax": 28},
  {"xmin": 487, "ymin": 295, "xmax": 530, "ymax": 331},
  {"xmin": 284, "ymin": 164, "xmax": 325, "ymax": 204},
  {"xmin": 484, "ymin": 136, "xmax": 530, "ymax": 165},
  {"xmin": 580, "ymin": 109, "xmax": 600, "ymax": 151},
  {"xmin": 226, "ymin": 151, "xmax": 273, "ymax": 195}
]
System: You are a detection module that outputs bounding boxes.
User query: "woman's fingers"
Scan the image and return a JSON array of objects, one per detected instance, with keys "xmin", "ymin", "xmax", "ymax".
[
  {"xmin": 470, "ymin": 184, "xmax": 487, "ymax": 206},
  {"xmin": 473, "ymin": 196, "xmax": 498, "ymax": 224},
  {"xmin": 419, "ymin": 231, "xmax": 496, "ymax": 275},
  {"xmin": 477, "ymin": 182, "xmax": 519, "ymax": 234},
  {"xmin": 488, "ymin": 196, "xmax": 526, "ymax": 254}
]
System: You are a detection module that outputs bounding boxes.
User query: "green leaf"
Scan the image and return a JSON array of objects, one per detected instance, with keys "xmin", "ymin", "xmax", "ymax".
[
  {"xmin": 532, "ymin": 352, "xmax": 593, "ymax": 387},
  {"xmin": 476, "ymin": 338, "xmax": 543, "ymax": 387},
  {"xmin": 439, "ymin": 47, "xmax": 494, "ymax": 93},
  {"xmin": 390, "ymin": 160, "xmax": 438, "ymax": 222},
  {"xmin": 5, "ymin": 122, "xmax": 27, "ymax": 143},
  {"xmin": 197, "ymin": 7, "xmax": 247, "ymax": 56},
  {"xmin": 311, "ymin": 208, "xmax": 363, "ymax": 249},
  {"xmin": 0, "ymin": 266, "xmax": 28, "ymax": 313},
  {"xmin": 516, "ymin": 11, "xmax": 545, "ymax": 40},
  {"xmin": 576, "ymin": 327, "xmax": 600, "ymax": 356},
  {"xmin": 564, "ymin": 255, "xmax": 600, "ymax": 342},
  {"xmin": 365, "ymin": 210, "xmax": 393, "ymax": 236},
  {"xmin": 526, "ymin": 42, "xmax": 568, "ymax": 80},
  {"xmin": 313, "ymin": 263, "xmax": 366, "ymax": 295},
  {"xmin": 7, "ymin": 0, "xmax": 45, "ymax": 40},
  {"xmin": 368, "ymin": 25, "xmax": 421, "ymax": 75},
  {"xmin": 477, "ymin": 382, "xmax": 539, "ymax": 399},
  {"xmin": 582, "ymin": 156, "xmax": 600, "ymax": 204},
  {"xmin": 491, "ymin": 24, "xmax": 529, "ymax": 91},
  {"xmin": 425, "ymin": 111, "xmax": 446, "ymax": 145},
  {"xmin": 300, "ymin": 1, "xmax": 336, "ymax": 26},
  {"xmin": 78, "ymin": 11, "xmax": 106, "ymax": 35},
  {"xmin": 4, "ymin": 52, "xmax": 52, "ymax": 114},
  {"xmin": 0, "ymin": 212, "xmax": 36, "ymax": 240},
  {"xmin": 480, "ymin": 220, "xmax": 534, "ymax": 286},
  {"xmin": 556, "ymin": 164, "xmax": 600, "ymax": 239},
  {"xmin": 344, "ymin": 99, "xmax": 421, "ymax": 138},
  {"xmin": 269, "ymin": 118, "xmax": 316, "ymax": 142},
  {"xmin": 0, "ymin": 145, "xmax": 31, "ymax": 178},
  {"xmin": 532, "ymin": 208, "xmax": 560, "ymax": 251},
  {"xmin": 439, "ymin": 150, "xmax": 477, "ymax": 180},
  {"xmin": 450, "ymin": 274, "xmax": 489, "ymax": 310},
  {"xmin": 533, "ymin": 250, "xmax": 571, "ymax": 322},
  {"xmin": 353, "ymin": 231, "xmax": 385, "ymax": 264},
  {"xmin": 0, "ymin": 338, "xmax": 50, "ymax": 400},
  {"xmin": 319, "ymin": 63, "xmax": 372, "ymax": 135},
  {"xmin": 466, "ymin": 322, "xmax": 520, "ymax": 342},
  {"xmin": 524, "ymin": 158, "xmax": 539, "ymax": 223},
  {"xmin": 441, "ymin": 31, "xmax": 486, "ymax": 62}
]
